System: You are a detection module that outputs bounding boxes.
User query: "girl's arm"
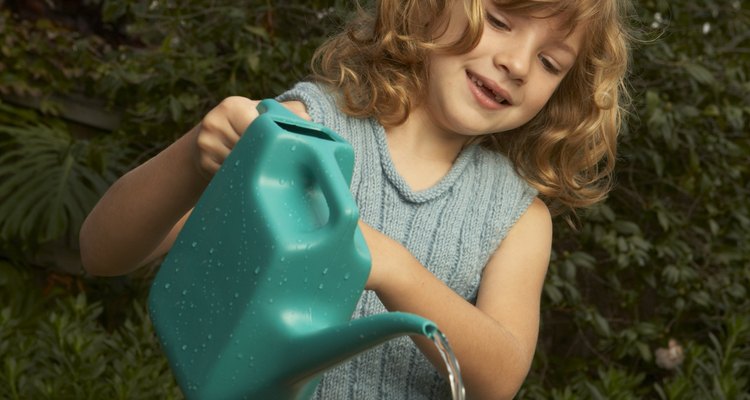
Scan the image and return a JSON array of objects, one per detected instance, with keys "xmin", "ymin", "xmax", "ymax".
[
  {"xmin": 361, "ymin": 197, "xmax": 552, "ymax": 400},
  {"xmin": 80, "ymin": 98, "xmax": 309, "ymax": 276},
  {"xmin": 80, "ymin": 123, "xmax": 209, "ymax": 276}
]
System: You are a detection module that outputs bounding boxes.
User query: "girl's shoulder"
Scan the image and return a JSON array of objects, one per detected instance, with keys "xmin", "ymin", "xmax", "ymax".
[
  {"xmin": 472, "ymin": 145, "xmax": 536, "ymax": 193},
  {"xmin": 465, "ymin": 145, "xmax": 539, "ymax": 233},
  {"xmin": 276, "ymin": 81, "xmax": 344, "ymax": 125},
  {"xmin": 277, "ymin": 81, "xmax": 382, "ymax": 146}
]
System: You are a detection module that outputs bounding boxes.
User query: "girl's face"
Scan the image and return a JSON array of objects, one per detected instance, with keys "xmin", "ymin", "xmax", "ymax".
[{"xmin": 422, "ymin": 0, "xmax": 584, "ymax": 138}]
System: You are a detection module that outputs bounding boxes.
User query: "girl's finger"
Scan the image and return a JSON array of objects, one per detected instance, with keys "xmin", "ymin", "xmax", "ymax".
[
  {"xmin": 282, "ymin": 100, "xmax": 311, "ymax": 120},
  {"xmin": 220, "ymin": 97, "xmax": 260, "ymax": 136},
  {"xmin": 198, "ymin": 155, "xmax": 222, "ymax": 177}
]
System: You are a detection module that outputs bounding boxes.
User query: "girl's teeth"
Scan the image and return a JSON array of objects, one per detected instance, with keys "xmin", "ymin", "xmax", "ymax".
[{"xmin": 471, "ymin": 74, "xmax": 506, "ymax": 104}]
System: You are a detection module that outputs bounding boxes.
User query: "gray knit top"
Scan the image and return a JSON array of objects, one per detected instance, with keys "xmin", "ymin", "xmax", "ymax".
[{"xmin": 278, "ymin": 82, "xmax": 537, "ymax": 400}]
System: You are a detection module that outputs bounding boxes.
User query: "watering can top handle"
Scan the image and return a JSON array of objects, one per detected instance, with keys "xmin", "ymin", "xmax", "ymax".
[
  {"xmin": 256, "ymin": 99, "xmax": 349, "ymax": 144},
  {"xmin": 257, "ymin": 99, "xmax": 319, "ymax": 131},
  {"xmin": 257, "ymin": 98, "xmax": 299, "ymax": 120}
]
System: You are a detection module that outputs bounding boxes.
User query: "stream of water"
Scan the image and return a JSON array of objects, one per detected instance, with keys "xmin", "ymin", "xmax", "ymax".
[{"xmin": 431, "ymin": 329, "xmax": 466, "ymax": 400}]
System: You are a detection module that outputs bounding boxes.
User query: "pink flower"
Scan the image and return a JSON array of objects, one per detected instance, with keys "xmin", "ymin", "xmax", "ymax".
[{"xmin": 655, "ymin": 339, "xmax": 685, "ymax": 370}]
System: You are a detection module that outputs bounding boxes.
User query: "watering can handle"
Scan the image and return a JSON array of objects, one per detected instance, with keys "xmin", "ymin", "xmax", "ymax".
[
  {"xmin": 306, "ymin": 148, "xmax": 359, "ymax": 240},
  {"xmin": 256, "ymin": 99, "xmax": 359, "ymax": 240}
]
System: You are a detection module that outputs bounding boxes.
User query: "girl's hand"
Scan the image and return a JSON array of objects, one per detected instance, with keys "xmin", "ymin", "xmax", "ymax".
[{"xmin": 192, "ymin": 97, "xmax": 310, "ymax": 178}]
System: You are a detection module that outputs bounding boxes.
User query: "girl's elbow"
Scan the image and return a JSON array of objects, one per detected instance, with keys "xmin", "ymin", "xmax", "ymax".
[
  {"xmin": 470, "ymin": 379, "xmax": 523, "ymax": 400},
  {"xmin": 469, "ymin": 357, "xmax": 531, "ymax": 399},
  {"xmin": 79, "ymin": 234, "xmax": 108, "ymax": 276},
  {"xmin": 79, "ymin": 223, "xmax": 119, "ymax": 276},
  {"xmin": 80, "ymin": 247, "xmax": 133, "ymax": 277},
  {"xmin": 470, "ymin": 381, "xmax": 523, "ymax": 400},
  {"xmin": 79, "ymin": 223, "xmax": 98, "ymax": 274}
]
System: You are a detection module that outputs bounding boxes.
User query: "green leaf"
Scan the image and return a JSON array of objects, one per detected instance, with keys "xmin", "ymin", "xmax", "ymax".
[
  {"xmin": 684, "ymin": 62, "xmax": 715, "ymax": 85},
  {"xmin": 0, "ymin": 123, "xmax": 130, "ymax": 248},
  {"xmin": 168, "ymin": 96, "xmax": 182, "ymax": 122},
  {"xmin": 614, "ymin": 221, "xmax": 642, "ymax": 235},
  {"xmin": 703, "ymin": 104, "xmax": 721, "ymax": 117},
  {"xmin": 544, "ymin": 283, "xmax": 564, "ymax": 304},
  {"xmin": 636, "ymin": 341, "xmax": 652, "ymax": 362},
  {"xmin": 244, "ymin": 25, "xmax": 269, "ymax": 40},
  {"xmin": 646, "ymin": 90, "xmax": 661, "ymax": 112},
  {"xmin": 592, "ymin": 312, "xmax": 611, "ymax": 337}
]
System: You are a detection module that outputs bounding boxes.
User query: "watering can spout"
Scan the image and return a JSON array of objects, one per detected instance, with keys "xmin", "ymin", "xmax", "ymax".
[{"xmin": 289, "ymin": 312, "xmax": 437, "ymax": 381}]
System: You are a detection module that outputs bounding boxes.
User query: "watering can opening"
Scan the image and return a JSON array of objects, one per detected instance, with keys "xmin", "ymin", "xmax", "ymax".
[{"xmin": 275, "ymin": 121, "xmax": 335, "ymax": 141}]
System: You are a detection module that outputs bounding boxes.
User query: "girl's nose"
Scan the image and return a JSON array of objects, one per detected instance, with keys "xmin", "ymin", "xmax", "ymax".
[{"xmin": 493, "ymin": 40, "xmax": 533, "ymax": 85}]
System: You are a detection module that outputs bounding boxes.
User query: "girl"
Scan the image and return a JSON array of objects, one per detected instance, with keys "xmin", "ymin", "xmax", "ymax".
[{"xmin": 80, "ymin": 0, "xmax": 631, "ymax": 398}]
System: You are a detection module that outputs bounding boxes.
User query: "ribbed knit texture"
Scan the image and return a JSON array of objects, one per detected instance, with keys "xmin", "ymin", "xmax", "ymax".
[{"xmin": 277, "ymin": 82, "xmax": 537, "ymax": 400}]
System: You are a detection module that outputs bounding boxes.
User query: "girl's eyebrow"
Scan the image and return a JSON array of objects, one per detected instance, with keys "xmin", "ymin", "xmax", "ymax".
[{"xmin": 552, "ymin": 41, "xmax": 578, "ymax": 58}]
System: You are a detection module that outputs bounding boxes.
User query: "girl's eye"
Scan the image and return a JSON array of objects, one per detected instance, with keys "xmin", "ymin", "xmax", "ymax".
[
  {"xmin": 540, "ymin": 56, "xmax": 562, "ymax": 75},
  {"xmin": 486, "ymin": 13, "xmax": 509, "ymax": 30}
]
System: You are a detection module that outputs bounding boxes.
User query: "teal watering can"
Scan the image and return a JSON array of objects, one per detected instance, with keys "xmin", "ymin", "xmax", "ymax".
[{"xmin": 148, "ymin": 99, "xmax": 439, "ymax": 399}]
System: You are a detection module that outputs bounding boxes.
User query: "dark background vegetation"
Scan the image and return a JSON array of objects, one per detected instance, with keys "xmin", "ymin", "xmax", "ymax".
[{"xmin": 1, "ymin": 0, "xmax": 748, "ymax": 398}]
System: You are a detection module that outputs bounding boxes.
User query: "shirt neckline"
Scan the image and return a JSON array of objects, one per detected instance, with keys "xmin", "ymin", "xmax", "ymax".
[{"xmin": 371, "ymin": 120, "xmax": 477, "ymax": 204}]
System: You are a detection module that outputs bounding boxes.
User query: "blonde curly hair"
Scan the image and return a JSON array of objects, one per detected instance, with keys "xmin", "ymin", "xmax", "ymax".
[{"xmin": 311, "ymin": 0, "xmax": 632, "ymax": 215}]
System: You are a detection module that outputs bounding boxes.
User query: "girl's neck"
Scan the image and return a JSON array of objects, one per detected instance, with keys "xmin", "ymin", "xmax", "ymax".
[
  {"xmin": 384, "ymin": 106, "xmax": 470, "ymax": 192},
  {"xmin": 385, "ymin": 106, "xmax": 468, "ymax": 164}
]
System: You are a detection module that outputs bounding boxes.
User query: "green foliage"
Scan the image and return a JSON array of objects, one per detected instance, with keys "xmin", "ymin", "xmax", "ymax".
[
  {"xmin": 1, "ymin": 0, "xmax": 348, "ymax": 139},
  {"xmin": 654, "ymin": 317, "xmax": 750, "ymax": 400},
  {"xmin": 0, "ymin": 103, "xmax": 134, "ymax": 253},
  {"xmin": 528, "ymin": 0, "xmax": 750, "ymax": 397},
  {"xmin": 0, "ymin": 0, "xmax": 347, "ymax": 256},
  {"xmin": 0, "ymin": 9, "xmax": 100, "ymax": 99},
  {"xmin": 0, "ymin": 0, "xmax": 748, "ymax": 397},
  {"xmin": 0, "ymin": 261, "xmax": 181, "ymax": 399}
]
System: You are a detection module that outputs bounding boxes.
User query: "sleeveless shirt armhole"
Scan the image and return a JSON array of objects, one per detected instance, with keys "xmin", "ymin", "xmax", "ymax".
[
  {"xmin": 475, "ymin": 150, "xmax": 539, "ymax": 277},
  {"xmin": 469, "ymin": 190, "xmax": 537, "ymax": 304},
  {"xmin": 481, "ymin": 147, "xmax": 539, "ymax": 246},
  {"xmin": 276, "ymin": 82, "xmax": 336, "ymax": 127},
  {"xmin": 501, "ymin": 187, "xmax": 538, "ymax": 241}
]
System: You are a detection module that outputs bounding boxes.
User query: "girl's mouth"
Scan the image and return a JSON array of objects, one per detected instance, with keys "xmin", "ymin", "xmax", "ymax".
[{"xmin": 467, "ymin": 71, "xmax": 511, "ymax": 106}]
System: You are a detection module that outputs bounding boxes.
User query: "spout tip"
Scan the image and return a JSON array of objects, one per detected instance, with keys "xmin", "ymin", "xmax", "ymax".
[
  {"xmin": 423, "ymin": 324, "xmax": 438, "ymax": 339},
  {"xmin": 385, "ymin": 311, "xmax": 439, "ymax": 338}
]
